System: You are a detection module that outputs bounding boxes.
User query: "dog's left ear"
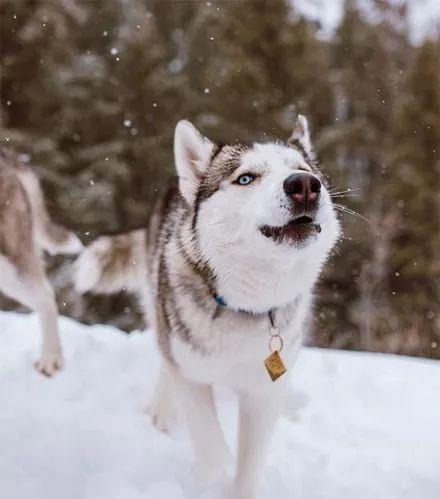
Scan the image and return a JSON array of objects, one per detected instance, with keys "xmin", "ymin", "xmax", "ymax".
[
  {"xmin": 174, "ymin": 120, "xmax": 214, "ymax": 204},
  {"xmin": 288, "ymin": 114, "xmax": 314, "ymax": 159}
]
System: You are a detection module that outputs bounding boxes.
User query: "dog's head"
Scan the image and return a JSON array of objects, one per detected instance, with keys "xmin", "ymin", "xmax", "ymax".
[{"xmin": 174, "ymin": 117, "xmax": 340, "ymax": 265}]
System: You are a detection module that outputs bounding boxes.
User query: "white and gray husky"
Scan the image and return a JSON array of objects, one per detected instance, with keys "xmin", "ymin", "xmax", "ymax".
[
  {"xmin": 75, "ymin": 116, "xmax": 340, "ymax": 498},
  {"xmin": 0, "ymin": 150, "xmax": 82, "ymax": 375}
]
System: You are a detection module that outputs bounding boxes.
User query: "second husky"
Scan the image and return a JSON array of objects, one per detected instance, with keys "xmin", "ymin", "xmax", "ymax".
[
  {"xmin": 0, "ymin": 149, "xmax": 82, "ymax": 375},
  {"xmin": 75, "ymin": 116, "xmax": 340, "ymax": 499}
]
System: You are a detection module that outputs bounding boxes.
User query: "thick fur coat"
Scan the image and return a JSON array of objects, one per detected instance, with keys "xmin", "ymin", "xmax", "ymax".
[{"xmin": 75, "ymin": 116, "xmax": 340, "ymax": 498}]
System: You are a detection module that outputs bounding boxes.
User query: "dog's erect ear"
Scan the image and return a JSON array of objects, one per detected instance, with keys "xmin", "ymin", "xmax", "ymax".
[
  {"xmin": 174, "ymin": 120, "xmax": 214, "ymax": 204},
  {"xmin": 288, "ymin": 114, "xmax": 314, "ymax": 160}
]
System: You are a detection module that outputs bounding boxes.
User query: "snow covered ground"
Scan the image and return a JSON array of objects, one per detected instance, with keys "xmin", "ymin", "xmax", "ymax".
[{"xmin": 1, "ymin": 310, "xmax": 439, "ymax": 499}]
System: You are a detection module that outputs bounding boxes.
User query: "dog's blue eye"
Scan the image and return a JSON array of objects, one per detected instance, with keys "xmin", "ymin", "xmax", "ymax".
[{"xmin": 237, "ymin": 174, "xmax": 254, "ymax": 185}]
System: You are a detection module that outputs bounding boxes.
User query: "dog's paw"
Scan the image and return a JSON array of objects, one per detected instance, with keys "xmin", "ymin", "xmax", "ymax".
[
  {"xmin": 34, "ymin": 350, "xmax": 64, "ymax": 377},
  {"xmin": 148, "ymin": 396, "xmax": 178, "ymax": 434}
]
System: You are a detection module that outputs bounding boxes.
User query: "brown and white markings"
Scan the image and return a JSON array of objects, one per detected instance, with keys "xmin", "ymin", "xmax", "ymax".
[
  {"xmin": 0, "ymin": 149, "xmax": 83, "ymax": 376},
  {"xmin": 75, "ymin": 115, "xmax": 340, "ymax": 499}
]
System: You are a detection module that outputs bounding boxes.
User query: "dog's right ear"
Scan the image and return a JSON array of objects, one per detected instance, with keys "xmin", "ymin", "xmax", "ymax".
[
  {"xmin": 174, "ymin": 120, "xmax": 214, "ymax": 204},
  {"xmin": 288, "ymin": 114, "xmax": 314, "ymax": 161}
]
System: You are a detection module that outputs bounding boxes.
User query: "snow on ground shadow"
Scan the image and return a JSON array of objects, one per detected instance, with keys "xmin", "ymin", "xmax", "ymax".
[{"xmin": 0, "ymin": 311, "xmax": 439, "ymax": 499}]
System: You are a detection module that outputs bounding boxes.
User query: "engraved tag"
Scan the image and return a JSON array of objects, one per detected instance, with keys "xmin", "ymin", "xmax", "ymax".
[{"xmin": 264, "ymin": 350, "xmax": 287, "ymax": 382}]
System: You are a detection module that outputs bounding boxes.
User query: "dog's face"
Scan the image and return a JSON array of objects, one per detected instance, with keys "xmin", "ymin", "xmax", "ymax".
[{"xmin": 174, "ymin": 117, "xmax": 340, "ymax": 265}]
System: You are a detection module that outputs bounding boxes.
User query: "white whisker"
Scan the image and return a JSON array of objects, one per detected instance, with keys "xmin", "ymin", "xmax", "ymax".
[
  {"xmin": 334, "ymin": 204, "xmax": 371, "ymax": 225},
  {"xmin": 328, "ymin": 187, "xmax": 363, "ymax": 195}
]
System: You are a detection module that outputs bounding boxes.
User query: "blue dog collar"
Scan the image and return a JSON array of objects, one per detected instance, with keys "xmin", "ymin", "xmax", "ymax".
[{"xmin": 213, "ymin": 294, "xmax": 276, "ymax": 322}]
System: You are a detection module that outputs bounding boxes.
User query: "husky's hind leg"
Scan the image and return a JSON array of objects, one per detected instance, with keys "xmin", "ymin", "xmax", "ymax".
[
  {"xmin": 31, "ymin": 271, "xmax": 63, "ymax": 376},
  {"xmin": 0, "ymin": 254, "xmax": 62, "ymax": 376}
]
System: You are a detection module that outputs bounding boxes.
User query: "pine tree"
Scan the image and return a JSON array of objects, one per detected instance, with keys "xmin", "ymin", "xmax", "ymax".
[
  {"xmin": 384, "ymin": 39, "xmax": 440, "ymax": 357},
  {"xmin": 52, "ymin": 0, "xmax": 185, "ymax": 233},
  {"xmin": 314, "ymin": 0, "xmax": 411, "ymax": 351},
  {"xmin": 181, "ymin": 0, "xmax": 331, "ymax": 142},
  {"xmin": 0, "ymin": 0, "xmax": 85, "ymax": 151}
]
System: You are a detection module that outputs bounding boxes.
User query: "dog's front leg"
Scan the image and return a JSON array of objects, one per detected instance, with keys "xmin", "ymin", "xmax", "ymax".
[
  {"xmin": 234, "ymin": 390, "xmax": 282, "ymax": 499},
  {"xmin": 175, "ymin": 374, "xmax": 231, "ymax": 487}
]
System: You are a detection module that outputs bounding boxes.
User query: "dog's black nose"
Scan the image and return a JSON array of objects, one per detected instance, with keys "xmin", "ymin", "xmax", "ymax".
[{"xmin": 283, "ymin": 172, "xmax": 321, "ymax": 212}]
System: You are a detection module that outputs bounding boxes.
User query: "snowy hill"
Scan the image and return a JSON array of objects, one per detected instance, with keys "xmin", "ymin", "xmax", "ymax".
[{"xmin": 1, "ymin": 311, "xmax": 439, "ymax": 499}]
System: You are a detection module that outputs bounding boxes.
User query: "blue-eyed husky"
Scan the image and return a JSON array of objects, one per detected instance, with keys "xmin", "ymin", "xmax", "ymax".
[{"xmin": 75, "ymin": 116, "xmax": 340, "ymax": 498}]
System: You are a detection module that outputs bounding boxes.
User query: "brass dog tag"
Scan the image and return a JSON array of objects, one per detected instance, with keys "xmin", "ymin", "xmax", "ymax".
[{"xmin": 264, "ymin": 350, "xmax": 287, "ymax": 382}]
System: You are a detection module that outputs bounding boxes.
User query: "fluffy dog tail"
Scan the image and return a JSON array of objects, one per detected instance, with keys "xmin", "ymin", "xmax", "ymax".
[
  {"xmin": 74, "ymin": 230, "xmax": 146, "ymax": 295},
  {"xmin": 18, "ymin": 168, "xmax": 83, "ymax": 255}
]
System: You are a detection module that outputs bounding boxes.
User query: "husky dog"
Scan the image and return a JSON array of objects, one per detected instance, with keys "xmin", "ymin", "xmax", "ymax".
[
  {"xmin": 75, "ymin": 116, "xmax": 340, "ymax": 498},
  {"xmin": 0, "ymin": 150, "xmax": 82, "ymax": 376}
]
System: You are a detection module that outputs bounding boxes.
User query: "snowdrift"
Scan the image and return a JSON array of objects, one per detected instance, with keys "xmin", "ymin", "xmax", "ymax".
[{"xmin": 0, "ymin": 311, "xmax": 438, "ymax": 499}]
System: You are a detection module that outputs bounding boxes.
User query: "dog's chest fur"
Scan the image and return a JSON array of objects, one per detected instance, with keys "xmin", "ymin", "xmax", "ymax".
[{"xmin": 144, "ymin": 186, "xmax": 314, "ymax": 389}]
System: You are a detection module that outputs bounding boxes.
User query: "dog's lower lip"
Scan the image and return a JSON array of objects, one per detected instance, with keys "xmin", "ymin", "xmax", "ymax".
[{"xmin": 260, "ymin": 215, "xmax": 320, "ymax": 243}]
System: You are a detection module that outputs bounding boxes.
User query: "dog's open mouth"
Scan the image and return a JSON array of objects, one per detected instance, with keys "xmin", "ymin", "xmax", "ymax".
[{"xmin": 260, "ymin": 215, "xmax": 319, "ymax": 244}]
